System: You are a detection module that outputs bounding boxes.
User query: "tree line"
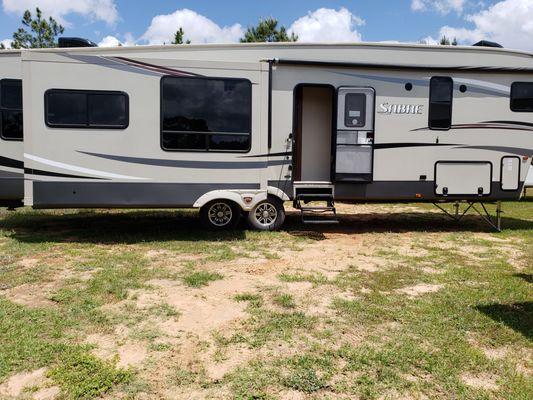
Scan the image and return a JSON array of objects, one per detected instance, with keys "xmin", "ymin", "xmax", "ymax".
[{"xmin": 0, "ymin": 7, "xmax": 457, "ymax": 49}]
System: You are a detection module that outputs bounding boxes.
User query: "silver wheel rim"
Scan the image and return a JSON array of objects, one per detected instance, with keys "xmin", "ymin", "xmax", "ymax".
[
  {"xmin": 208, "ymin": 202, "xmax": 233, "ymax": 227},
  {"xmin": 254, "ymin": 202, "xmax": 278, "ymax": 227}
]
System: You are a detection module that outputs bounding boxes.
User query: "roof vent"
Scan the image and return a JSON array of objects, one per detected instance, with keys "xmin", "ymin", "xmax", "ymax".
[
  {"xmin": 58, "ymin": 37, "xmax": 98, "ymax": 48},
  {"xmin": 473, "ymin": 40, "xmax": 503, "ymax": 48}
]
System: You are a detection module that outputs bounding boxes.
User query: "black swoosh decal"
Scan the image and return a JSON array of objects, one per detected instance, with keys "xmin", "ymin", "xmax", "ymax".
[
  {"xmin": 24, "ymin": 168, "xmax": 105, "ymax": 180},
  {"xmin": 114, "ymin": 57, "xmax": 201, "ymax": 77},
  {"xmin": 483, "ymin": 121, "xmax": 533, "ymax": 128},
  {"xmin": 0, "ymin": 156, "xmax": 23, "ymax": 170},
  {"xmin": 78, "ymin": 151, "xmax": 290, "ymax": 169},
  {"xmin": 374, "ymin": 143, "xmax": 459, "ymax": 149},
  {"xmin": 240, "ymin": 152, "xmax": 292, "ymax": 158},
  {"xmin": 456, "ymin": 146, "xmax": 533, "ymax": 155},
  {"xmin": 412, "ymin": 122, "xmax": 533, "ymax": 132}
]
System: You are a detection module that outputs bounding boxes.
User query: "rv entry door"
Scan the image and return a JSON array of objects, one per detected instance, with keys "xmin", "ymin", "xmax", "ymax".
[{"xmin": 335, "ymin": 87, "xmax": 375, "ymax": 182}]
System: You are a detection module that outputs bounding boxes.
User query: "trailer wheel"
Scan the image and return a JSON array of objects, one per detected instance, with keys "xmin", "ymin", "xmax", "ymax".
[
  {"xmin": 200, "ymin": 200, "xmax": 241, "ymax": 230},
  {"xmin": 247, "ymin": 197, "xmax": 285, "ymax": 231}
]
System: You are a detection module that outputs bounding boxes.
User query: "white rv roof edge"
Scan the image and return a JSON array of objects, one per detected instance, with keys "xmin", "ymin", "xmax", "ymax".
[
  {"xmin": 0, "ymin": 49, "xmax": 22, "ymax": 55},
  {"xmin": 18, "ymin": 41, "xmax": 533, "ymax": 58}
]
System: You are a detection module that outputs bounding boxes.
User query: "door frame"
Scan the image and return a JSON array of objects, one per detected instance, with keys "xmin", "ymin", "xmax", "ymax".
[
  {"xmin": 333, "ymin": 86, "xmax": 377, "ymax": 183},
  {"xmin": 291, "ymin": 83, "xmax": 336, "ymax": 182}
]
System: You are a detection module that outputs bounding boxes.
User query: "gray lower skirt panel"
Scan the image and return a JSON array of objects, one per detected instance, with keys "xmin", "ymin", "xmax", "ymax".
[
  {"xmin": 268, "ymin": 180, "xmax": 524, "ymax": 202},
  {"xmin": 0, "ymin": 176, "xmax": 24, "ymax": 201},
  {"xmin": 335, "ymin": 181, "xmax": 524, "ymax": 201},
  {"xmin": 33, "ymin": 182, "xmax": 261, "ymax": 208}
]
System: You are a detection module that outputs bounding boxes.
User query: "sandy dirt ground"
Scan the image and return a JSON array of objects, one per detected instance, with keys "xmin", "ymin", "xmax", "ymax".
[{"xmin": 0, "ymin": 202, "xmax": 530, "ymax": 399}]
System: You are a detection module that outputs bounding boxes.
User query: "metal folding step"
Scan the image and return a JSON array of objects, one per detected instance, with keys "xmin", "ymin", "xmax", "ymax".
[{"xmin": 293, "ymin": 182, "xmax": 338, "ymax": 224}]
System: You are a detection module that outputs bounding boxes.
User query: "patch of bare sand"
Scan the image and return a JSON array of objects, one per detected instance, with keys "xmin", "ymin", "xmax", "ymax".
[
  {"xmin": 333, "ymin": 203, "xmax": 427, "ymax": 215},
  {"xmin": 0, "ymin": 368, "xmax": 47, "ymax": 397},
  {"xmin": 137, "ymin": 274, "xmax": 268, "ymax": 338},
  {"xmin": 2, "ymin": 283, "xmax": 57, "ymax": 307},
  {"xmin": 117, "ymin": 342, "xmax": 148, "ymax": 368},
  {"xmin": 481, "ymin": 346, "xmax": 508, "ymax": 360},
  {"xmin": 351, "ymin": 255, "xmax": 387, "ymax": 272},
  {"xmin": 85, "ymin": 332, "xmax": 148, "ymax": 368},
  {"xmin": 205, "ymin": 346, "xmax": 256, "ymax": 381},
  {"xmin": 396, "ymin": 283, "xmax": 444, "ymax": 297},
  {"xmin": 86, "ymin": 333, "xmax": 119, "ymax": 359},
  {"xmin": 162, "ymin": 387, "xmax": 231, "ymax": 400},
  {"xmin": 18, "ymin": 258, "xmax": 40, "ymax": 268},
  {"xmin": 461, "ymin": 372, "xmax": 499, "ymax": 391},
  {"xmin": 33, "ymin": 386, "xmax": 61, "ymax": 400},
  {"xmin": 279, "ymin": 390, "xmax": 306, "ymax": 400}
]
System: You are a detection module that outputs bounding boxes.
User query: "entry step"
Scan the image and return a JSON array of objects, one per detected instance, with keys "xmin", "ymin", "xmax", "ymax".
[
  {"xmin": 293, "ymin": 181, "xmax": 334, "ymax": 199},
  {"xmin": 298, "ymin": 205, "xmax": 338, "ymax": 224},
  {"xmin": 293, "ymin": 182, "xmax": 338, "ymax": 224}
]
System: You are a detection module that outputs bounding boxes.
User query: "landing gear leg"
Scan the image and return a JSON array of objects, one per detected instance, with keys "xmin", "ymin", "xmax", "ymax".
[{"xmin": 433, "ymin": 201, "xmax": 503, "ymax": 232}]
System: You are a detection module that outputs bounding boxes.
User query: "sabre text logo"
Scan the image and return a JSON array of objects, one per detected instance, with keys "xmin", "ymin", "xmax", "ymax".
[{"xmin": 378, "ymin": 103, "xmax": 423, "ymax": 115}]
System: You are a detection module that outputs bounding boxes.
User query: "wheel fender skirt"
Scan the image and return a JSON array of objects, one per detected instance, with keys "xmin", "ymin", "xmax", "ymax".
[{"xmin": 193, "ymin": 190, "xmax": 267, "ymax": 211}]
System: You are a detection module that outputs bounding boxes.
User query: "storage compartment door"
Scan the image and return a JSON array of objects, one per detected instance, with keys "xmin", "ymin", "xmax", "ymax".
[
  {"xmin": 435, "ymin": 162, "xmax": 492, "ymax": 196},
  {"xmin": 501, "ymin": 156, "xmax": 520, "ymax": 191},
  {"xmin": 336, "ymin": 145, "xmax": 372, "ymax": 176}
]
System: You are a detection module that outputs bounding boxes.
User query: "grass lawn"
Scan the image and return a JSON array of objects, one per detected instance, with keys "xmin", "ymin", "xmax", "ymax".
[{"xmin": 0, "ymin": 197, "xmax": 531, "ymax": 399}]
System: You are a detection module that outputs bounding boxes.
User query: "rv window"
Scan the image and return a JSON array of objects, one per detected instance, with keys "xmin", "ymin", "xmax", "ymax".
[
  {"xmin": 429, "ymin": 77, "xmax": 453, "ymax": 130},
  {"xmin": 0, "ymin": 79, "xmax": 23, "ymax": 141},
  {"xmin": 161, "ymin": 76, "xmax": 252, "ymax": 152},
  {"xmin": 344, "ymin": 93, "xmax": 366, "ymax": 128},
  {"xmin": 511, "ymin": 82, "xmax": 533, "ymax": 112},
  {"xmin": 45, "ymin": 90, "xmax": 129, "ymax": 129},
  {"xmin": 47, "ymin": 91, "xmax": 87, "ymax": 126},
  {"xmin": 88, "ymin": 94, "xmax": 128, "ymax": 127}
]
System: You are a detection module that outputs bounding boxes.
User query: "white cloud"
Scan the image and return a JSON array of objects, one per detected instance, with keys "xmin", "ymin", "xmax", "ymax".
[
  {"xmin": 288, "ymin": 7, "xmax": 364, "ymax": 42},
  {"xmin": 1, "ymin": 38, "xmax": 11, "ymax": 48},
  {"xmin": 437, "ymin": 0, "xmax": 533, "ymax": 50},
  {"xmin": 98, "ymin": 35, "xmax": 121, "ymax": 47},
  {"xmin": 2, "ymin": 0, "xmax": 119, "ymax": 26},
  {"xmin": 418, "ymin": 36, "xmax": 439, "ymax": 45},
  {"xmin": 98, "ymin": 32, "xmax": 135, "ymax": 47},
  {"xmin": 140, "ymin": 8, "xmax": 243, "ymax": 45},
  {"xmin": 411, "ymin": 0, "xmax": 467, "ymax": 14}
]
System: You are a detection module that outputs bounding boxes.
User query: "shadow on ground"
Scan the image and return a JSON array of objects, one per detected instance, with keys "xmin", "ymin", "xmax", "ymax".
[
  {"xmin": 0, "ymin": 207, "xmax": 531, "ymax": 245},
  {"xmin": 476, "ymin": 302, "xmax": 533, "ymax": 340},
  {"xmin": 514, "ymin": 273, "xmax": 533, "ymax": 284}
]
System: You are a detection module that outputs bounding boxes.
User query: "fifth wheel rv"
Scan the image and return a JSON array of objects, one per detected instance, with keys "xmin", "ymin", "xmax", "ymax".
[
  {"xmin": 0, "ymin": 49, "xmax": 23, "ymax": 207},
  {"xmin": 15, "ymin": 42, "xmax": 533, "ymax": 230}
]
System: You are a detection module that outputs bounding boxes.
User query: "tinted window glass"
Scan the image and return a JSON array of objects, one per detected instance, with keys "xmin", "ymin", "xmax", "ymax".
[
  {"xmin": 161, "ymin": 76, "xmax": 252, "ymax": 152},
  {"xmin": 162, "ymin": 132, "xmax": 206, "ymax": 150},
  {"xmin": 1, "ymin": 110, "xmax": 23, "ymax": 140},
  {"xmin": 209, "ymin": 134, "xmax": 250, "ymax": 151},
  {"xmin": 47, "ymin": 92, "xmax": 87, "ymax": 126},
  {"xmin": 511, "ymin": 82, "xmax": 533, "ymax": 112},
  {"xmin": 88, "ymin": 93, "xmax": 128, "ymax": 127},
  {"xmin": 429, "ymin": 77, "xmax": 453, "ymax": 130},
  {"xmin": 0, "ymin": 79, "xmax": 23, "ymax": 140},
  {"xmin": 1, "ymin": 80, "xmax": 22, "ymax": 109},
  {"xmin": 344, "ymin": 93, "xmax": 366, "ymax": 127},
  {"xmin": 46, "ymin": 90, "xmax": 128, "ymax": 128}
]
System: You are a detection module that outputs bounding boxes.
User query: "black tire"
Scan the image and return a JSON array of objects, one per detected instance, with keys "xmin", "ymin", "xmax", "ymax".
[
  {"xmin": 247, "ymin": 197, "xmax": 285, "ymax": 231},
  {"xmin": 200, "ymin": 200, "xmax": 241, "ymax": 230}
]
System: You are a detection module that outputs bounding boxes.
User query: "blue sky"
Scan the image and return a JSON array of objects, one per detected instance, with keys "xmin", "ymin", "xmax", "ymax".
[{"xmin": 1, "ymin": 1, "xmax": 532, "ymax": 51}]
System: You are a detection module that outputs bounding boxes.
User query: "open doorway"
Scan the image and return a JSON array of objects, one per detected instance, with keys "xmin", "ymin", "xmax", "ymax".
[{"xmin": 293, "ymin": 85, "xmax": 335, "ymax": 182}]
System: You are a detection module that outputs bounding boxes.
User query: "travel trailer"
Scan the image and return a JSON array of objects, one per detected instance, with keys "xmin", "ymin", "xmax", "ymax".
[
  {"xmin": 13, "ymin": 42, "xmax": 533, "ymax": 230},
  {"xmin": 0, "ymin": 49, "xmax": 23, "ymax": 207}
]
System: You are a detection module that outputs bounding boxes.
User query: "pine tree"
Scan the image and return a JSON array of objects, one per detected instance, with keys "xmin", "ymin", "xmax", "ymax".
[
  {"xmin": 11, "ymin": 7, "xmax": 65, "ymax": 49},
  {"xmin": 172, "ymin": 27, "xmax": 191, "ymax": 45},
  {"xmin": 241, "ymin": 17, "xmax": 297, "ymax": 43}
]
